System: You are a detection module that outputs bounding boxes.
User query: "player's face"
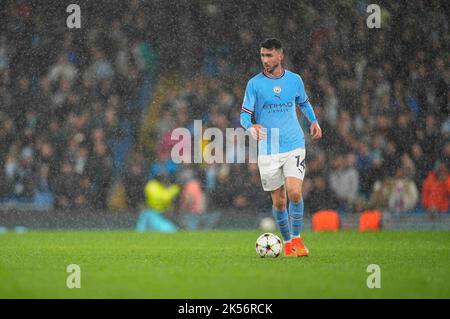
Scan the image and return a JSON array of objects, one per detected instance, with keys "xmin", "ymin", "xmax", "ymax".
[{"xmin": 260, "ymin": 48, "xmax": 283, "ymax": 73}]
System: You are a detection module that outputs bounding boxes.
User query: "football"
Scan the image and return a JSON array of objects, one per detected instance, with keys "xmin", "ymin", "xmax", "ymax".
[{"xmin": 255, "ymin": 233, "xmax": 282, "ymax": 258}]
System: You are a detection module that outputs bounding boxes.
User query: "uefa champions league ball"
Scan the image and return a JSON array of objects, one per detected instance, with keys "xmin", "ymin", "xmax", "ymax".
[{"xmin": 255, "ymin": 233, "xmax": 282, "ymax": 258}]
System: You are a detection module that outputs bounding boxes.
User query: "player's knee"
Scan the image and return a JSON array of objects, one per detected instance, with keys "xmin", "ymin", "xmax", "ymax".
[{"xmin": 288, "ymin": 191, "xmax": 302, "ymax": 203}]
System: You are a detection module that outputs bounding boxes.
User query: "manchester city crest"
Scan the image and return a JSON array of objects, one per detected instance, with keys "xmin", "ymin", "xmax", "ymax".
[{"xmin": 273, "ymin": 86, "xmax": 281, "ymax": 94}]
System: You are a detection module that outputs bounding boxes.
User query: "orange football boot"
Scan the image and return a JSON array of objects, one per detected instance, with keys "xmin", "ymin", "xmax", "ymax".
[
  {"xmin": 291, "ymin": 237, "xmax": 309, "ymax": 257},
  {"xmin": 284, "ymin": 241, "xmax": 294, "ymax": 257}
]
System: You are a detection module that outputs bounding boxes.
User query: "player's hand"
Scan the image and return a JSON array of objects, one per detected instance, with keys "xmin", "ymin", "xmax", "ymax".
[
  {"xmin": 249, "ymin": 124, "xmax": 267, "ymax": 140},
  {"xmin": 310, "ymin": 121, "xmax": 322, "ymax": 141}
]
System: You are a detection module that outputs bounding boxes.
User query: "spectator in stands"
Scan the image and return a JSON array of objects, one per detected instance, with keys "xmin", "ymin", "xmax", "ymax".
[
  {"xmin": 53, "ymin": 161, "xmax": 78, "ymax": 210},
  {"xmin": 411, "ymin": 143, "xmax": 431, "ymax": 191},
  {"xmin": 356, "ymin": 142, "xmax": 373, "ymax": 197},
  {"xmin": 387, "ymin": 166, "xmax": 419, "ymax": 214},
  {"xmin": 306, "ymin": 174, "xmax": 340, "ymax": 215},
  {"xmin": 422, "ymin": 161, "xmax": 450, "ymax": 214},
  {"xmin": 135, "ymin": 171, "xmax": 179, "ymax": 232},
  {"xmin": 246, "ymin": 163, "xmax": 271, "ymax": 214},
  {"xmin": 148, "ymin": 152, "xmax": 178, "ymax": 181},
  {"xmin": 34, "ymin": 163, "xmax": 54, "ymax": 208},
  {"xmin": 369, "ymin": 176, "xmax": 391, "ymax": 213},
  {"xmin": 210, "ymin": 165, "xmax": 235, "ymax": 212},
  {"xmin": 178, "ymin": 168, "xmax": 220, "ymax": 230},
  {"xmin": 388, "ymin": 111, "xmax": 416, "ymax": 155},
  {"xmin": 14, "ymin": 147, "xmax": 36, "ymax": 200},
  {"xmin": 0, "ymin": 116, "xmax": 16, "ymax": 161},
  {"xmin": 73, "ymin": 174, "xmax": 94, "ymax": 210},
  {"xmin": 382, "ymin": 141, "xmax": 400, "ymax": 178},
  {"xmin": 47, "ymin": 53, "xmax": 77, "ymax": 85},
  {"xmin": 329, "ymin": 154, "xmax": 360, "ymax": 213},
  {"xmin": 417, "ymin": 114, "xmax": 443, "ymax": 169},
  {"xmin": 86, "ymin": 142, "xmax": 113, "ymax": 210}
]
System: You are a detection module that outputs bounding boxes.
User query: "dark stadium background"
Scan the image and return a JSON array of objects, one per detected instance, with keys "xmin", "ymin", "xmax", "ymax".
[{"xmin": 0, "ymin": 0, "xmax": 448, "ymax": 230}]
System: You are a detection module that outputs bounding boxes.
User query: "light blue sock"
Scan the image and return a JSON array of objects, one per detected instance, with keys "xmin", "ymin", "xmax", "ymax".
[
  {"xmin": 290, "ymin": 200, "xmax": 304, "ymax": 238},
  {"xmin": 272, "ymin": 208, "xmax": 291, "ymax": 242}
]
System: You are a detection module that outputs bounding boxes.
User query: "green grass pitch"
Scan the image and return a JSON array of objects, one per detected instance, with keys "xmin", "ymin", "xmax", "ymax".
[{"xmin": 0, "ymin": 230, "xmax": 449, "ymax": 298}]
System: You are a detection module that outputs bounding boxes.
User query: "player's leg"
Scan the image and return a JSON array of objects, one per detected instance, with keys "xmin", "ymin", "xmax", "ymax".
[
  {"xmin": 270, "ymin": 184, "xmax": 290, "ymax": 242},
  {"xmin": 285, "ymin": 177, "xmax": 304, "ymax": 238},
  {"xmin": 258, "ymin": 153, "xmax": 292, "ymax": 255},
  {"xmin": 285, "ymin": 177, "xmax": 309, "ymax": 256},
  {"xmin": 270, "ymin": 185, "xmax": 294, "ymax": 256},
  {"xmin": 284, "ymin": 149, "xmax": 309, "ymax": 256}
]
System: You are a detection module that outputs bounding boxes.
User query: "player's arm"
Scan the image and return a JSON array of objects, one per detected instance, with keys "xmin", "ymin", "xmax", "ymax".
[
  {"xmin": 299, "ymin": 100, "xmax": 322, "ymax": 141},
  {"xmin": 296, "ymin": 76, "xmax": 322, "ymax": 140},
  {"xmin": 240, "ymin": 80, "xmax": 266, "ymax": 140}
]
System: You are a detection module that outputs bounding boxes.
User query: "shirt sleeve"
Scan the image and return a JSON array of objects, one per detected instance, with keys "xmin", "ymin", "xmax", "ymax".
[
  {"xmin": 295, "ymin": 75, "xmax": 317, "ymax": 124},
  {"xmin": 240, "ymin": 80, "xmax": 256, "ymax": 129}
]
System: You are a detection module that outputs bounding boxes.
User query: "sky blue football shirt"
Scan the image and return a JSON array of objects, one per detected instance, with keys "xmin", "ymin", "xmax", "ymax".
[{"xmin": 240, "ymin": 69, "xmax": 317, "ymax": 155}]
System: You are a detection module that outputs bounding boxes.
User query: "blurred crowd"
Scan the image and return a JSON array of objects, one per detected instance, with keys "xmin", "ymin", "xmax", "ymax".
[
  {"xmin": 0, "ymin": 1, "xmax": 449, "ymax": 220},
  {"xmin": 0, "ymin": 1, "xmax": 155, "ymax": 209}
]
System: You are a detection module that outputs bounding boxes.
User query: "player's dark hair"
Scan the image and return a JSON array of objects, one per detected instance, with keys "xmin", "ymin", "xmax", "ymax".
[{"xmin": 260, "ymin": 38, "xmax": 283, "ymax": 51}]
